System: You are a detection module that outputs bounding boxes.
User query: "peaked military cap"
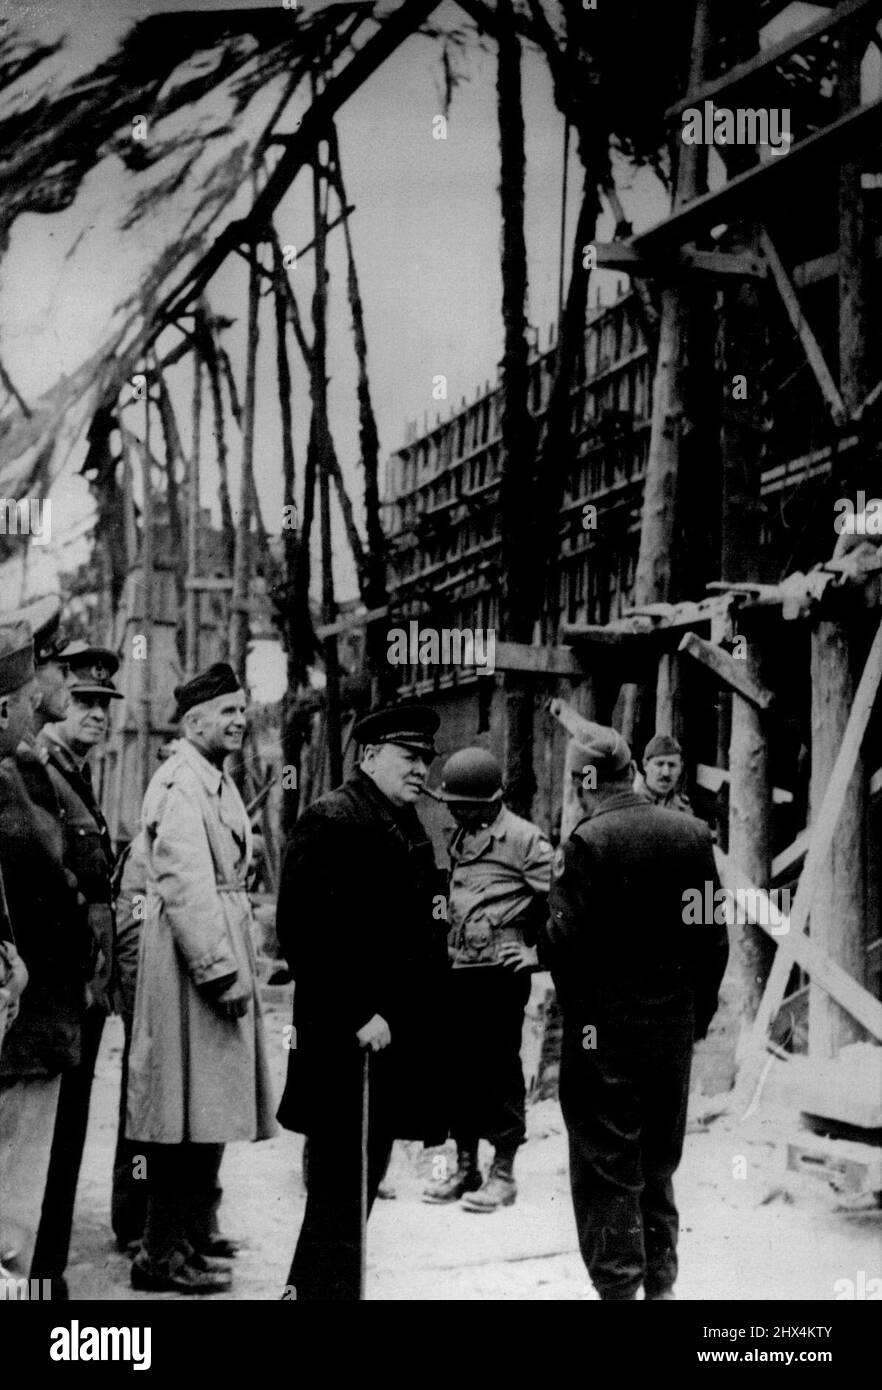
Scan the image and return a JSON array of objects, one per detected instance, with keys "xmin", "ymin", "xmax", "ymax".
[
  {"xmin": 173, "ymin": 661, "xmax": 242, "ymax": 720},
  {"xmin": 0, "ymin": 594, "xmax": 63, "ymax": 665},
  {"xmin": 0, "ymin": 620, "xmax": 35, "ymax": 697},
  {"xmin": 354, "ymin": 701, "xmax": 439, "ymax": 757},
  {"xmin": 58, "ymin": 641, "xmax": 123, "ymax": 699}
]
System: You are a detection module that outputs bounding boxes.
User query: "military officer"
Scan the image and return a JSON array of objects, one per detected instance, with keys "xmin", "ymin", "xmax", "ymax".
[
  {"xmin": 422, "ymin": 748, "xmax": 552, "ymax": 1212},
  {"xmin": 545, "ymin": 721, "xmax": 728, "ymax": 1302},
  {"xmin": 633, "ymin": 732, "xmax": 692, "ymax": 813},
  {"xmin": 0, "ymin": 622, "xmax": 84, "ymax": 1285},
  {"xmin": 30, "ymin": 641, "xmax": 123, "ymax": 1297},
  {"xmin": 276, "ymin": 701, "xmax": 448, "ymax": 1301},
  {"xmin": 127, "ymin": 663, "xmax": 276, "ymax": 1295}
]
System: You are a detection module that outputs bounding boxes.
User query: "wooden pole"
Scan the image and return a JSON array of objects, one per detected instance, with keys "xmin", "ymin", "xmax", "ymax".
[
  {"xmin": 496, "ymin": 0, "xmax": 538, "ymax": 819},
  {"xmin": 139, "ymin": 390, "xmax": 154, "ymax": 798},
  {"xmin": 809, "ymin": 618, "xmax": 868, "ymax": 1055},
  {"xmin": 311, "ymin": 89, "xmax": 343, "ymax": 788},
  {"xmin": 229, "ymin": 245, "xmax": 261, "ymax": 686},
  {"xmin": 627, "ymin": 0, "xmax": 712, "ymax": 747},
  {"xmin": 185, "ymin": 352, "xmax": 202, "ymax": 678}
]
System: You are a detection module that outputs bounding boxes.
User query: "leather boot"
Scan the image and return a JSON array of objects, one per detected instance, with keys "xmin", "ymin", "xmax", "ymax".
[
  {"xmin": 460, "ymin": 1150, "xmax": 517, "ymax": 1213},
  {"xmin": 422, "ymin": 1147, "xmax": 481, "ymax": 1204},
  {"xmin": 131, "ymin": 1246, "xmax": 232, "ymax": 1295}
]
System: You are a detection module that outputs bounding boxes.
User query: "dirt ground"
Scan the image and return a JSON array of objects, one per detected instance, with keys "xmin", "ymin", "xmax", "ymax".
[{"xmin": 65, "ymin": 992, "xmax": 881, "ymax": 1302}]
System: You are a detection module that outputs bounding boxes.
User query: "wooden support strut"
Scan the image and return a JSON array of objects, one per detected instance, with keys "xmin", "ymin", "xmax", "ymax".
[
  {"xmin": 748, "ymin": 616, "xmax": 882, "ymax": 1048},
  {"xmin": 758, "ymin": 231, "xmax": 847, "ymax": 426},
  {"xmin": 678, "ymin": 631, "xmax": 776, "ymax": 709},
  {"xmin": 665, "ymin": 0, "xmax": 882, "ymax": 121},
  {"xmin": 715, "ymin": 850, "xmax": 882, "ymax": 1043}
]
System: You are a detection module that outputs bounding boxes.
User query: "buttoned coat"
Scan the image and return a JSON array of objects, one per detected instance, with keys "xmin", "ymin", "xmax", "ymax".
[
  {"xmin": 126, "ymin": 739, "xmax": 276, "ymax": 1144},
  {"xmin": 0, "ymin": 744, "xmax": 88, "ymax": 1078},
  {"xmin": 276, "ymin": 769, "xmax": 448, "ymax": 1142}
]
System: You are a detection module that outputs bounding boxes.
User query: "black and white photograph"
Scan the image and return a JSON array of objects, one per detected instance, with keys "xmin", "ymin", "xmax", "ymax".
[{"xmin": 0, "ymin": 0, "xmax": 880, "ymax": 1349}]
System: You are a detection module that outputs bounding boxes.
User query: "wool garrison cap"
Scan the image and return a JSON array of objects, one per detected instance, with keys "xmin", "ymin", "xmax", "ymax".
[
  {"xmin": 565, "ymin": 720, "xmax": 632, "ymax": 776},
  {"xmin": 173, "ymin": 662, "xmax": 242, "ymax": 720},
  {"xmin": 643, "ymin": 733, "xmax": 682, "ymax": 761},
  {"xmin": 0, "ymin": 621, "xmax": 35, "ymax": 697},
  {"xmin": 354, "ymin": 701, "xmax": 440, "ymax": 757}
]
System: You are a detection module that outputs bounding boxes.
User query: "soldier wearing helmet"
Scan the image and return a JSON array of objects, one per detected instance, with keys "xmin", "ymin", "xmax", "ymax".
[{"xmin": 422, "ymin": 748, "xmax": 553, "ymax": 1213}]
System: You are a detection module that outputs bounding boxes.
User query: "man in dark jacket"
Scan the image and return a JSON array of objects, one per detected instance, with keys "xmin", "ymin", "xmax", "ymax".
[
  {"xmin": 276, "ymin": 701, "xmax": 448, "ymax": 1301},
  {"xmin": 545, "ymin": 721, "xmax": 728, "ymax": 1302},
  {"xmin": 0, "ymin": 622, "xmax": 86, "ymax": 1283},
  {"xmin": 30, "ymin": 641, "xmax": 123, "ymax": 1297}
]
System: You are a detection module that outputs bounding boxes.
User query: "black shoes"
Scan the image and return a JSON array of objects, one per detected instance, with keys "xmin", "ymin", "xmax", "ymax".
[{"xmin": 130, "ymin": 1247, "xmax": 232, "ymax": 1295}]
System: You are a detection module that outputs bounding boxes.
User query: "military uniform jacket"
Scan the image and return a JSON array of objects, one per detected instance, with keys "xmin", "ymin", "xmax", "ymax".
[
  {"xmin": 447, "ymin": 806, "xmax": 553, "ymax": 966},
  {"xmin": 37, "ymin": 725, "xmax": 115, "ymax": 998},
  {"xmin": 545, "ymin": 790, "xmax": 728, "ymax": 1041},
  {"xmin": 0, "ymin": 745, "xmax": 88, "ymax": 1079},
  {"xmin": 276, "ymin": 769, "xmax": 448, "ymax": 1142}
]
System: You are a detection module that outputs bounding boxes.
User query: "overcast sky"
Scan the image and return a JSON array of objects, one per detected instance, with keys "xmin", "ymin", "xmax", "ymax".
[{"xmin": 1, "ymin": 0, "xmax": 837, "ymax": 695}]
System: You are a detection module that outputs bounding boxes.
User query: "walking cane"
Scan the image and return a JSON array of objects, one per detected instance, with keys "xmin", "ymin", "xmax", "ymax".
[{"xmin": 359, "ymin": 1048, "xmax": 370, "ymax": 1300}]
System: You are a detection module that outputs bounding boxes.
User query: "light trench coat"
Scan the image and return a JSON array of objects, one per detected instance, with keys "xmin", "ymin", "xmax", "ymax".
[{"xmin": 127, "ymin": 738, "xmax": 276, "ymax": 1144}]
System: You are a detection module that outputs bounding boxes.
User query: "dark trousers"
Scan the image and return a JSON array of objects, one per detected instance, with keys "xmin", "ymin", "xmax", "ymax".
[
  {"xmin": 561, "ymin": 1026, "xmax": 692, "ymax": 1301},
  {"xmin": 111, "ymin": 1010, "xmax": 148, "ymax": 1248},
  {"xmin": 287, "ymin": 1060, "xmax": 395, "ymax": 1301},
  {"xmin": 30, "ymin": 1003, "xmax": 106, "ymax": 1281},
  {"xmin": 141, "ymin": 1142, "xmax": 225, "ymax": 1266},
  {"xmin": 447, "ymin": 965, "xmax": 531, "ymax": 1155}
]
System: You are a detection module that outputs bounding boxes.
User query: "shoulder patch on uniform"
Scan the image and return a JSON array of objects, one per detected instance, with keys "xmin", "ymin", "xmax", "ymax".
[{"xmin": 552, "ymin": 845, "xmax": 566, "ymax": 879}]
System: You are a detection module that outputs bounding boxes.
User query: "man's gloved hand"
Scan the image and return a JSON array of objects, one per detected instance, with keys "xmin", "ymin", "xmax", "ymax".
[{"xmin": 199, "ymin": 973, "xmax": 251, "ymax": 1021}]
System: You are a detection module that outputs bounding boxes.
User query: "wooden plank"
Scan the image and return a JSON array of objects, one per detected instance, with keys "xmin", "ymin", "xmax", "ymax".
[
  {"xmin": 678, "ymin": 631, "xmax": 776, "ymax": 708},
  {"xmin": 492, "ymin": 640, "xmax": 582, "ymax": 676},
  {"xmin": 771, "ymin": 827, "xmax": 810, "ymax": 881},
  {"xmin": 592, "ymin": 242, "xmax": 766, "ymax": 279},
  {"xmin": 696, "ymin": 763, "xmax": 793, "ymax": 803},
  {"xmin": 715, "ymin": 849, "xmax": 882, "ymax": 1042},
  {"xmin": 666, "ymin": 0, "xmax": 882, "ymax": 120},
  {"xmin": 315, "ymin": 604, "xmax": 388, "ymax": 640},
  {"xmin": 548, "ymin": 697, "xmax": 600, "ymax": 743},
  {"xmin": 634, "ymin": 96, "xmax": 882, "ymax": 258},
  {"xmin": 750, "ymin": 616, "xmax": 882, "ymax": 1046},
  {"xmin": 759, "ymin": 231, "xmax": 847, "ymax": 425}
]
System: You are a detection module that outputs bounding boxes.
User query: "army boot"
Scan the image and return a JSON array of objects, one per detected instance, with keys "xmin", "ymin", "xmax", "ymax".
[
  {"xmin": 460, "ymin": 1150, "xmax": 517, "ymax": 1213},
  {"xmin": 422, "ymin": 1146, "xmax": 481, "ymax": 1204}
]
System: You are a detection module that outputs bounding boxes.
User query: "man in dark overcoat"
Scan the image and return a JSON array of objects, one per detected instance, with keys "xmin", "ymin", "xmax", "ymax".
[
  {"xmin": 276, "ymin": 701, "xmax": 448, "ymax": 1301},
  {"xmin": 545, "ymin": 721, "xmax": 728, "ymax": 1302},
  {"xmin": 0, "ymin": 622, "xmax": 86, "ymax": 1282}
]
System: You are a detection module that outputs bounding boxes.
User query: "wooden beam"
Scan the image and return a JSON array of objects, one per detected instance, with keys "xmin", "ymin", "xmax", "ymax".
[
  {"xmin": 315, "ymin": 604, "xmax": 389, "ymax": 640},
  {"xmin": 715, "ymin": 849, "xmax": 882, "ymax": 1042},
  {"xmin": 666, "ymin": 0, "xmax": 882, "ymax": 120},
  {"xmin": 678, "ymin": 631, "xmax": 776, "ymax": 708},
  {"xmin": 493, "ymin": 641, "xmax": 582, "ymax": 676},
  {"xmin": 771, "ymin": 827, "xmax": 809, "ymax": 881},
  {"xmin": 634, "ymin": 95, "xmax": 882, "ymax": 258},
  {"xmin": 759, "ymin": 231, "xmax": 847, "ymax": 425},
  {"xmin": 592, "ymin": 242, "xmax": 766, "ymax": 279},
  {"xmin": 696, "ymin": 763, "xmax": 793, "ymax": 803},
  {"xmin": 750, "ymin": 616, "xmax": 882, "ymax": 1047}
]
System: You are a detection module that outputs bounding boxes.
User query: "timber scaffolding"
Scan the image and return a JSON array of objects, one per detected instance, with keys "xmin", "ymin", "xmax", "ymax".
[{"xmin": 369, "ymin": 0, "xmax": 882, "ymax": 1085}]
